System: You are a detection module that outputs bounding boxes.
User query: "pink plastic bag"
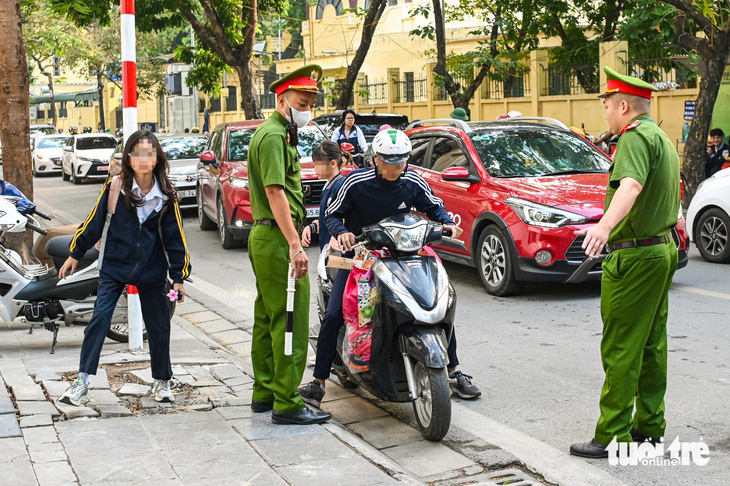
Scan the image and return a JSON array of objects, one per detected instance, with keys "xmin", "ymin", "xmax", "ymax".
[{"xmin": 342, "ymin": 250, "xmax": 381, "ymax": 373}]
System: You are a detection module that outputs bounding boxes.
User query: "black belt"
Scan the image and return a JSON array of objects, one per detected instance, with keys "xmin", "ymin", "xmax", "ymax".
[
  {"xmin": 606, "ymin": 234, "xmax": 671, "ymax": 253},
  {"xmin": 254, "ymin": 219, "xmax": 303, "ymax": 233}
]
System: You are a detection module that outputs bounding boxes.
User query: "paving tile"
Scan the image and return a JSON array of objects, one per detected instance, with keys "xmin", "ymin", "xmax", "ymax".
[
  {"xmin": 221, "ymin": 375, "xmax": 253, "ymax": 388},
  {"xmin": 94, "ymin": 404, "xmax": 133, "ymax": 418},
  {"xmin": 321, "ymin": 382, "xmax": 357, "ymax": 402},
  {"xmin": 321, "ymin": 396, "xmax": 389, "ymax": 424},
  {"xmin": 10, "ymin": 381, "xmax": 47, "ymax": 401},
  {"xmin": 43, "ymin": 380, "xmax": 71, "ymax": 400},
  {"xmin": 28, "ymin": 440, "xmax": 68, "ymax": 463},
  {"xmin": 347, "ymin": 415, "xmax": 425, "ymax": 449},
  {"xmin": 0, "ymin": 413, "xmax": 22, "ymax": 438},
  {"xmin": 21, "ymin": 424, "xmax": 58, "ymax": 444},
  {"xmin": 253, "ymin": 432, "xmax": 360, "ymax": 466},
  {"xmin": 382, "ymin": 440, "xmax": 474, "ymax": 478},
  {"xmin": 194, "ymin": 386, "xmax": 233, "ymax": 401},
  {"xmin": 0, "ymin": 395, "xmax": 15, "ymax": 414},
  {"xmin": 209, "ymin": 364, "xmax": 245, "ymax": 382},
  {"xmin": 174, "ymin": 301, "xmax": 206, "ymax": 315},
  {"xmin": 117, "ymin": 383, "xmax": 151, "ymax": 397},
  {"xmin": 277, "ymin": 457, "xmax": 398, "ymax": 486},
  {"xmin": 171, "ymin": 365, "xmax": 189, "ymax": 376},
  {"xmin": 195, "ymin": 319, "xmax": 238, "ymax": 334},
  {"xmin": 16, "ymin": 400, "xmax": 60, "ymax": 417},
  {"xmin": 182, "ymin": 311, "xmax": 220, "ymax": 324},
  {"xmin": 20, "ymin": 414, "xmax": 54, "ymax": 428},
  {"xmin": 129, "ymin": 368, "xmax": 154, "ymax": 384},
  {"xmin": 55, "ymin": 402, "xmax": 100, "ymax": 420},
  {"xmin": 139, "ymin": 397, "xmax": 173, "ymax": 409},
  {"xmin": 90, "ymin": 368, "xmax": 110, "ymax": 389},
  {"xmin": 34, "ymin": 460, "xmax": 78, "ymax": 485},
  {"xmin": 210, "ymin": 329, "xmax": 251, "ymax": 346},
  {"xmin": 87, "ymin": 389, "xmax": 122, "ymax": 405},
  {"xmin": 0, "ymin": 437, "xmax": 36, "ymax": 484},
  {"xmin": 228, "ymin": 415, "xmax": 328, "ymax": 441}
]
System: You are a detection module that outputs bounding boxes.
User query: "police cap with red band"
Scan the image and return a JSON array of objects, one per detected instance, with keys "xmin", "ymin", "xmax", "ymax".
[
  {"xmin": 599, "ymin": 66, "xmax": 657, "ymax": 99},
  {"xmin": 270, "ymin": 64, "xmax": 323, "ymax": 97}
]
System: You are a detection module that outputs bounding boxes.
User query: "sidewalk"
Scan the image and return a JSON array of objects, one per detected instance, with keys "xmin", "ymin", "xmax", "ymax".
[{"xmin": 0, "ymin": 297, "xmax": 541, "ymax": 486}]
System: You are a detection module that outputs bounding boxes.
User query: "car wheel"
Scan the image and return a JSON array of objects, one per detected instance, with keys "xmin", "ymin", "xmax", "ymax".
[
  {"xmin": 70, "ymin": 164, "xmax": 81, "ymax": 185},
  {"xmin": 32, "ymin": 162, "xmax": 38, "ymax": 177},
  {"xmin": 695, "ymin": 208, "xmax": 730, "ymax": 263},
  {"xmin": 476, "ymin": 225, "xmax": 524, "ymax": 296},
  {"xmin": 217, "ymin": 195, "xmax": 242, "ymax": 249},
  {"xmin": 197, "ymin": 185, "xmax": 216, "ymax": 231}
]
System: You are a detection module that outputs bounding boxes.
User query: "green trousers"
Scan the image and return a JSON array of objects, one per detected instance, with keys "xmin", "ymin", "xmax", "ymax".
[
  {"xmin": 594, "ymin": 240, "xmax": 678, "ymax": 445},
  {"xmin": 248, "ymin": 224, "xmax": 310, "ymax": 413}
]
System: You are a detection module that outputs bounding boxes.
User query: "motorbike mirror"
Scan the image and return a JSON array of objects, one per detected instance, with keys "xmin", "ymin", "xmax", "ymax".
[
  {"xmin": 199, "ymin": 150, "xmax": 216, "ymax": 165},
  {"xmin": 441, "ymin": 167, "xmax": 479, "ymax": 183}
]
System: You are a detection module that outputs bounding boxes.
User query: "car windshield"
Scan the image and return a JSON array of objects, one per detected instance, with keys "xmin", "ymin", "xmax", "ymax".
[
  {"xmin": 470, "ymin": 129, "xmax": 610, "ymax": 177},
  {"xmin": 297, "ymin": 126, "xmax": 327, "ymax": 157},
  {"xmin": 76, "ymin": 136, "xmax": 117, "ymax": 150},
  {"xmin": 31, "ymin": 127, "xmax": 57, "ymax": 135},
  {"xmin": 227, "ymin": 130, "xmax": 255, "ymax": 162},
  {"xmin": 37, "ymin": 137, "xmax": 68, "ymax": 149},
  {"xmin": 159, "ymin": 137, "xmax": 208, "ymax": 160},
  {"xmin": 356, "ymin": 116, "xmax": 409, "ymax": 142}
]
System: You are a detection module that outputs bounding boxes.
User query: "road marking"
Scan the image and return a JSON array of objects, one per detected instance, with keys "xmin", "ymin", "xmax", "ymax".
[
  {"xmin": 673, "ymin": 284, "xmax": 730, "ymax": 301},
  {"xmin": 450, "ymin": 403, "xmax": 629, "ymax": 486}
]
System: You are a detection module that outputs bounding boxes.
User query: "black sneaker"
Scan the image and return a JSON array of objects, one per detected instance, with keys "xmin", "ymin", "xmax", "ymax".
[
  {"xmin": 449, "ymin": 370, "xmax": 481, "ymax": 399},
  {"xmin": 297, "ymin": 380, "xmax": 326, "ymax": 408}
]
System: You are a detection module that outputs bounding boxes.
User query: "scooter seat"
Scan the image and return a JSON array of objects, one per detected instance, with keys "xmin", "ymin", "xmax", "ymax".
[{"xmin": 46, "ymin": 235, "xmax": 99, "ymax": 270}]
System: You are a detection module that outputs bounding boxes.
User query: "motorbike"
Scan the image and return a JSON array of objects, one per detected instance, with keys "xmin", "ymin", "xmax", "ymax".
[
  {"xmin": 0, "ymin": 196, "xmax": 174, "ymax": 353},
  {"xmin": 311, "ymin": 213, "xmax": 463, "ymax": 441}
]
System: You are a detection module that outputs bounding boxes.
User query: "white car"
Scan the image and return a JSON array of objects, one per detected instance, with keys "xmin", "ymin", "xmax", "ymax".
[
  {"xmin": 61, "ymin": 134, "xmax": 117, "ymax": 184},
  {"xmin": 686, "ymin": 168, "xmax": 730, "ymax": 263},
  {"xmin": 32, "ymin": 135, "xmax": 71, "ymax": 176},
  {"xmin": 158, "ymin": 134, "xmax": 208, "ymax": 209}
]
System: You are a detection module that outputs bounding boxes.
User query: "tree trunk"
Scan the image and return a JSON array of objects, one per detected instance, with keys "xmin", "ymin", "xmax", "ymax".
[
  {"xmin": 335, "ymin": 0, "xmax": 387, "ymax": 110},
  {"xmin": 0, "ymin": 0, "xmax": 34, "ymax": 259},
  {"xmin": 682, "ymin": 49, "xmax": 728, "ymax": 203},
  {"xmin": 47, "ymin": 71, "xmax": 57, "ymax": 127},
  {"xmin": 97, "ymin": 69, "xmax": 105, "ymax": 131},
  {"xmin": 238, "ymin": 0, "xmax": 263, "ymax": 119}
]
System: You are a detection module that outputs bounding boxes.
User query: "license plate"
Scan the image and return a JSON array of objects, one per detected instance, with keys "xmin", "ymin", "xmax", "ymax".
[
  {"xmin": 306, "ymin": 207, "xmax": 319, "ymax": 218},
  {"xmin": 98, "ymin": 165, "xmax": 108, "ymax": 171},
  {"xmin": 178, "ymin": 189, "xmax": 196, "ymax": 198}
]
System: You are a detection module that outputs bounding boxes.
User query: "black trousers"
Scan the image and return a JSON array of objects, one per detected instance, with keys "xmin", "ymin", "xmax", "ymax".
[
  {"xmin": 313, "ymin": 269, "xmax": 458, "ymax": 380},
  {"xmin": 79, "ymin": 273, "xmax": 172, "ymax": 380}
]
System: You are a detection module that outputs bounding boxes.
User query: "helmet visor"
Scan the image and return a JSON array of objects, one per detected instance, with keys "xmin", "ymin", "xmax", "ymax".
[{"xmin": 376, "ymin": 152, "xmax": 409, "ymax": 165}]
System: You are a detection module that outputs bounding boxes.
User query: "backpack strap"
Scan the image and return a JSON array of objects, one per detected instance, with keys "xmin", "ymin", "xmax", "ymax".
[{"xmin": 107, "ymin": 175, "xmax": 123, "ymax": 214}]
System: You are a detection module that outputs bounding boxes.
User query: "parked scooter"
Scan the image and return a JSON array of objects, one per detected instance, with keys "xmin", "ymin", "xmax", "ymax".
[
  {"xmin": 0, "ymin": 196, "xmax": 174, "ymax": 353},
  {"xmin": 311, "ymin": 213, "xmax": 463, "ymax": 441}
]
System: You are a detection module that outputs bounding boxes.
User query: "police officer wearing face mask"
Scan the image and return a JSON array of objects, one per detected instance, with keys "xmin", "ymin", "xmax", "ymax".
[{"xmin": 246, "ymin": 64, "xmax": 331, "ymax": 425}]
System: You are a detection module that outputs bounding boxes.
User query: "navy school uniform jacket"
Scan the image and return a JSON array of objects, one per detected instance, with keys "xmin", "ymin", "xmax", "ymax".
[
  {"xmin": 318, "ymin": 173, "xmax": 345, "ymax": 250},
  {"xmin": 324, "ymin": 167, "xmax": 454, "ymax": 238},
  {"xmin": 69, "ymin": 179, "xmax": 191, "ymax": 287}
]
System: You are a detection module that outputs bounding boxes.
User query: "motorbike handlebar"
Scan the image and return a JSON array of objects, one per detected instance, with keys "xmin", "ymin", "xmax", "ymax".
[
  {"xmin": 25, "ymin": 223, "xmax": 48, "ymax": 236},
  {"xmin": 442, "ymin": 228, "xmax": 453, "ymax": 237},
  {"xmin": 33, "ymin": 209, "xmax": 52, "ymax": 221},
  {"xmin": 354, "ymin": 234, "xmax": 367, "ymax": 244}
]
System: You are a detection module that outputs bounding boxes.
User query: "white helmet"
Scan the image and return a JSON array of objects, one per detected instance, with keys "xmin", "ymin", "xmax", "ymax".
[{"xmin": 371, "ymin": 129, "xmax": 411, "ymax": 164}]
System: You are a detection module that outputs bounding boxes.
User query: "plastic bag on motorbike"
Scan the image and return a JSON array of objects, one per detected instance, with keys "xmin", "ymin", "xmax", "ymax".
[{"xmin": 342, "ymin": 249, "xmax": 381, "ymax": 373}]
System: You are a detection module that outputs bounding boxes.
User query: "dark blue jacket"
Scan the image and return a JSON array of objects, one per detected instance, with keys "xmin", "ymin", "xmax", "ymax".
[
  {"xmin": 318, "ymin": 173, "xmax": 345, "ymax": 250},
  {"xmin": 70, "ymin": 179, "xmax": 191, "ymax": 286},
  {"xmin": 325, "ymin": 167, "xmax": 453, "ymax": 238}
]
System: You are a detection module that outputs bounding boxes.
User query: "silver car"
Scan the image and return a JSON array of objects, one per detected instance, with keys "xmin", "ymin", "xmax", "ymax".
[
  {"xmin": 32, "ymin": 134, "xmax": 71, "ymax": 176},
  {"xmin": 158, "ymin": 134, "xmax": 208, "ymax": 209}
]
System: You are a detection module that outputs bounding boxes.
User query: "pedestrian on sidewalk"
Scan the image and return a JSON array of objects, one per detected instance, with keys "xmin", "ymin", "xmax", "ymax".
[
  {"xmin": 298, "ymin": 129, "xmax": 482, "ymax": 409},
  {"xmin": 570, "ymin": 67, "xmax": 680, "ymax": 459},
  {"xmin": 246, "ymin": 65, "xmax": 331, "ymax": 425},
  {"xmin": 57, "ymin": 130, "xmax": 191, "ymax": 407}
]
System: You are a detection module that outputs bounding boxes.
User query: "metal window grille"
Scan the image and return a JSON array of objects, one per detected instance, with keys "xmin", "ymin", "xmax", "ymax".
[{"xmin": 210, "ymin": 97, "xmax": 221, "ymax": 113}]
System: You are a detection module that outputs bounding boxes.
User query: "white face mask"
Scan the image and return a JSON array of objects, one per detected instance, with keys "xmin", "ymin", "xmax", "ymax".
[{"xmin": 284, "ymin": 97, "xmax": 312, "ymax": 129}]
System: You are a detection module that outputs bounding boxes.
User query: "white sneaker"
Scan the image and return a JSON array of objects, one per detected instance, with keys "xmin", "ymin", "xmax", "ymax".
[
  {"xmin": 58, "ymin": 382, "xmax": 89, "ymax": 407},
  {"xmin": 152, "ymin": 379, "xmax": 174, "ymax": 403}
]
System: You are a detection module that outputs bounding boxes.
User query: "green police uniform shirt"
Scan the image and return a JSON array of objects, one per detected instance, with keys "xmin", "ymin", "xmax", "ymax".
[
  {"xmin": 605, "ymin": 114, "xmax": 680, "ymax": 244},
  {"xmin": 248, "ymin": 111, "xmax": 306, "ymax": 223}
]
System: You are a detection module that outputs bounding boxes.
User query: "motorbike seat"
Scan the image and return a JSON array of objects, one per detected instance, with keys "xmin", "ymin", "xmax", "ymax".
[{"xmin": 46, "ymin": 235, "xmax": 99, "ymax": 271}]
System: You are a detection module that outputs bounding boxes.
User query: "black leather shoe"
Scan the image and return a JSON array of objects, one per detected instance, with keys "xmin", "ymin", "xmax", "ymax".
[
  {"xmin": 251, "ymin": 400, "xmax": 274, "ymax": 413},
  {"xmin": 271, "ymin": 407, "xmax": 332, "ymax": 425},
  {"xmin": 630, "ymin": 428, "xmax": 662, "ymax": 445},
  {"xmin": 570, "ymin": 439, "xmax": 608, "ymax": 458}
]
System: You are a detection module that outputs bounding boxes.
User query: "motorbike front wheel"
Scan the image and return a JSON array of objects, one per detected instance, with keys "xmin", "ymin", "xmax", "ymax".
[
  {"xmin": 412, "ymin": 360, "xmax": 451, "ymax": 441},
  {"xmin": 106, "ymin": 282, "xmax": 177, "ymax": 343}
]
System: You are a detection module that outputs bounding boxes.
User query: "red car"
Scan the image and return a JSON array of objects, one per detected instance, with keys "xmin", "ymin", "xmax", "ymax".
[
  {"xmin": 197, "ymin": 120, "xmax": 328, "ymax": 248},
  {"xmin": 405, "ymin": 118, "xmax": 689, "ymax": 296}
]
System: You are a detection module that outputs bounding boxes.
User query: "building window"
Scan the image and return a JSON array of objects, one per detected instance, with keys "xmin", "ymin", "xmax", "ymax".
[
  {"xmin": 316, "ymin": 0, "xmax": 343, "ymax": 19},
  {"xmin": 225, "ymin": 86, "xmax": 237, "ymax": 112},
  {"xmin": 53, "ymin": 56, "xmax": 61, "ymax": 77},
  {"xmin": 387, "ymin": 0, "xmax": 397, "ymax": 5},
  {"xmin": 210, "ymin": 96, "xmax": 221, "ymax": 113}
]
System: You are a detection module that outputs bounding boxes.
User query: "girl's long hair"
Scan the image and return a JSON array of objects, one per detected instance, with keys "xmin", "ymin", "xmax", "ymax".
[
  {"xmin": 312, "ymin": 140, "xmax": 345, "ymax": 169},
  {"xmin": 120, "ymin": 130, "xmax": 177, "ymax": 210}
]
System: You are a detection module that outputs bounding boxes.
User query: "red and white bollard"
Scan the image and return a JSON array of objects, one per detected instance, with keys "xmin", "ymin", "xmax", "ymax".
[
  {"xmin": 127, "ymin": 285, "xmax": 144, "ymax": 352},
  {"xmin": 120, "ymin": 0, "xmax": 137, "ymax": 146}
]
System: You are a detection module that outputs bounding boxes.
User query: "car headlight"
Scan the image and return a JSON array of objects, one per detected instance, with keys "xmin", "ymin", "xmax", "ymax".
[
  {"xmin": 381, "ymin": 220, "xmax": 427, "ymax": 252},
  {"xmin": 506, "ymin": 197, "xmax": 587, "ymax": 228},
  {"xmin": 229, "ymin": 176, "xmax": 249, "ymax": 188}
]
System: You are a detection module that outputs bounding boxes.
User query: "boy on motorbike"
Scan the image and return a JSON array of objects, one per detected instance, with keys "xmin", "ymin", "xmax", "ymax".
[{"xmin": 298, "ymin": 129, "xmax": 481, "ymax": 407}]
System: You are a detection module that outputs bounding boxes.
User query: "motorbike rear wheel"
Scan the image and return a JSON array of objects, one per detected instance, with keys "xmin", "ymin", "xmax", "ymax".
[
  {"xmin": 412, "ymin": 360, "xmax": 451, "ymax": 441},
  {"xmin": 105, "ymin": 281, "xmax": 176, "ymax": 342}
]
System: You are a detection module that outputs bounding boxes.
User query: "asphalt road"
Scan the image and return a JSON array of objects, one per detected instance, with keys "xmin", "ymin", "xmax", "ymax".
[{"xmin": 31, "ymin": 174, "xmax": 729, "ymax": 485}]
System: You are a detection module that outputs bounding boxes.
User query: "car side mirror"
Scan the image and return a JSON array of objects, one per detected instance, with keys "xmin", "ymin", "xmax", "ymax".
[
  {"xmin": 441, "ymin": 166, "xmax": 480, "ymax": 184},
  {"xmin": 199, "ymin": 150, "xmax": 216, "ymax": 165}
]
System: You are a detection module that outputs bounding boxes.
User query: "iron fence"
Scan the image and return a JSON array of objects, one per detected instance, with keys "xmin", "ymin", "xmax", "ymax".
[
  {"xmin": 209, "ymin": 97, "xmax": 221, "ymax": 113},
  {"xmin": 260, "ymin": 93, "xmax": 276, "ymax": 110},
  {"xmin": 394, "ymin": 75, "xmax": 429, "ymax": 103},
  {"xmin": 543, "ymin": 63, "xmax": 600, "ymax": 96},
  {"xmin": 363, "ymin": 79, "xmax": 388, "ymax": 105},
  {"xmin": 628, "ymin": 58, "xmax": 697, "ymax": 89},
  {"xmin": 58, "ymin": 108, "xmax": 68, "ymax": 118},
  {"xmin": 199, "ymin": 99, "xmax": 206, "ymax": 113}
]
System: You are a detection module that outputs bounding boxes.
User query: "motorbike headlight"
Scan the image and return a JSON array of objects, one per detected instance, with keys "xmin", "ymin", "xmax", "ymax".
[
  {"xmin": 229, "ymin": 176, "xmax": 249, "ymax": 189},
  {"xmin": 506, "ymin": 197, "xmax": 587, "ymax": 228},
  {"xmin": 381, "ymin": 220, "xmax": 427, "ymax": 252}
]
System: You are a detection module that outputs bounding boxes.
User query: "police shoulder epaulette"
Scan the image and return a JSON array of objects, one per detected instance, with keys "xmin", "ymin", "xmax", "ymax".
[{"xmin": 620, "ymin": 120, "xmax": 642, "ymax": 135}]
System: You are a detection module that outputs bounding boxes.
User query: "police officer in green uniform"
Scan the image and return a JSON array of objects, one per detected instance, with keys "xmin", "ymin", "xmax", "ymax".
[
  {"xmin": 570, "ymin": 67, "xmax": 680, "ymax": 458},
  {"xmin": 247, "ymin": 65, "xmax": 331, "ymax": 425}
]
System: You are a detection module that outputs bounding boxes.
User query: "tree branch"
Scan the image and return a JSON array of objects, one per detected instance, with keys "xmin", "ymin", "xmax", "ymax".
[
  {"xmin": 176, "ymin": 2, "xmax": 236, "ymax": 66},
  {"xmin": 663, "ymin": 0, "xmax": 715, "ymax": 33}
]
